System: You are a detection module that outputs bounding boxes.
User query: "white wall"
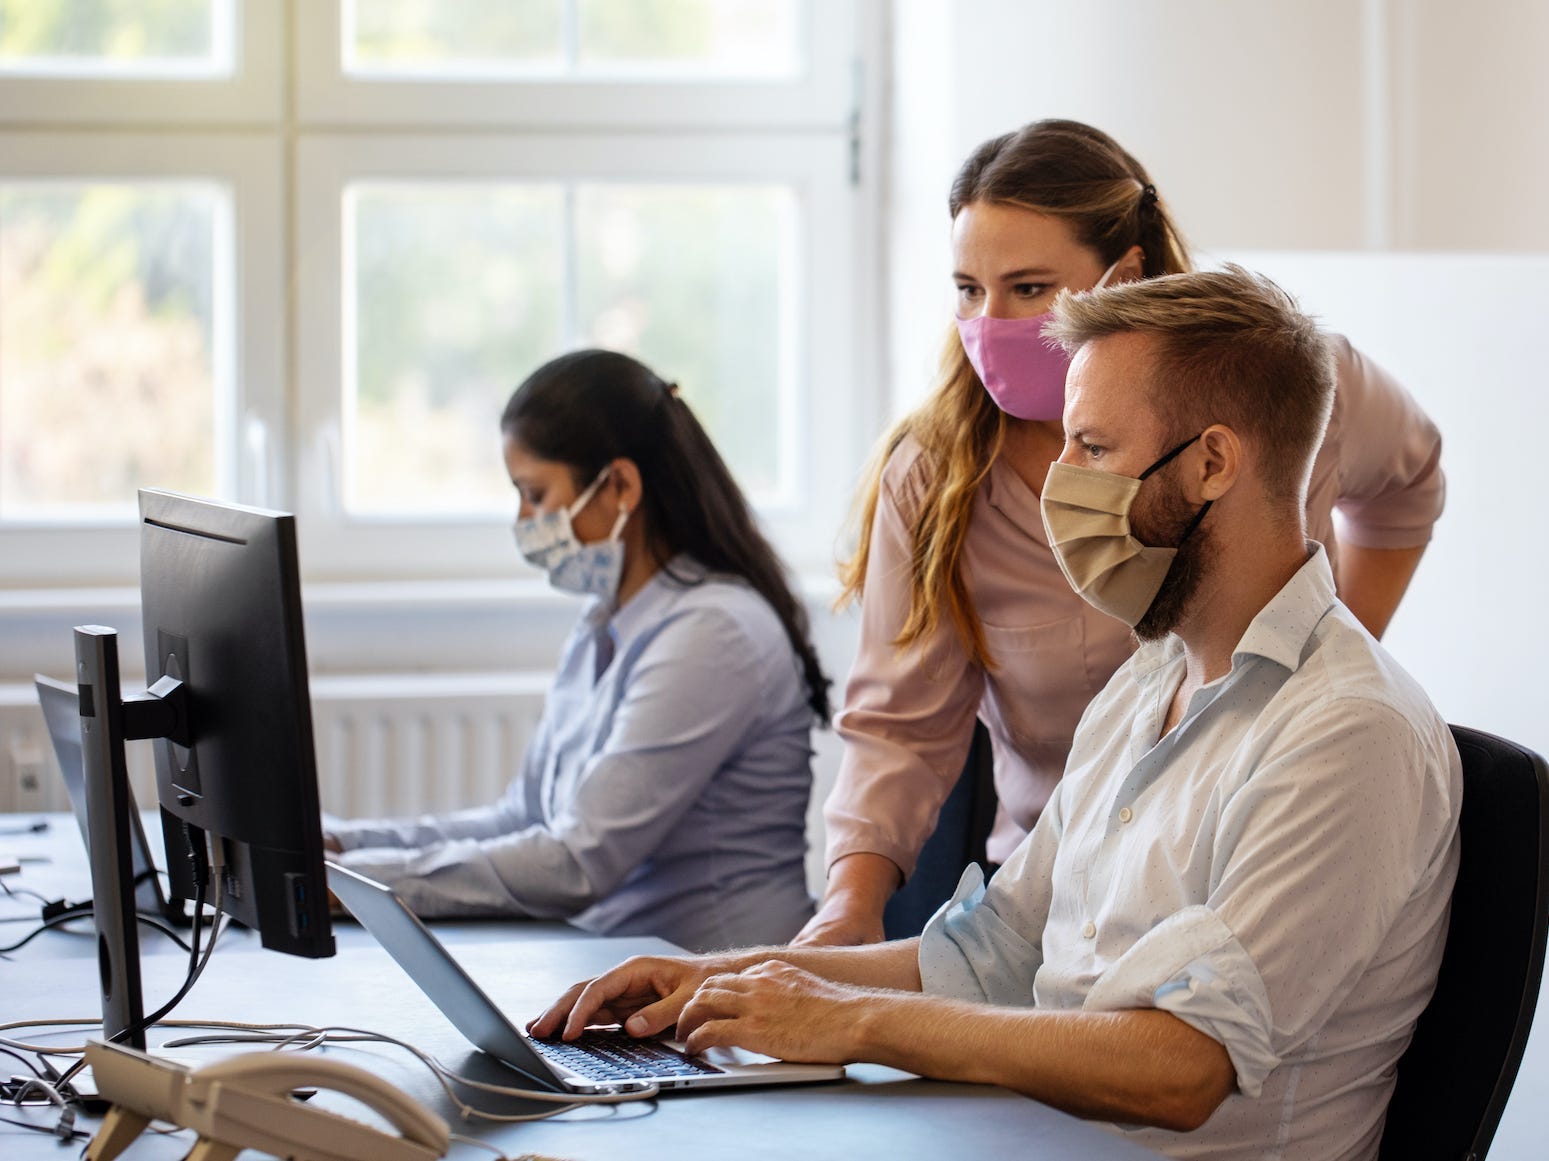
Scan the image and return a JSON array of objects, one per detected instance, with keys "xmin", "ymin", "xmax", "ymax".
[
  {"xmin": 888, "ymin": 0, "xmax": 1549, "ymax": 401},
  {"xmin": 884, "ymin": 0, "xmax": 1549, "ymax": 757},
  {"xmin": 1221, "ymin": 251, "xmax": 1549, "ymax": 758}
]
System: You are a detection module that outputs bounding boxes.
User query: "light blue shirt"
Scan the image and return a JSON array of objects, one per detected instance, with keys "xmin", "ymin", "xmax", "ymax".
[
  {"xmin": 331, "ymin": 558, "xmax": 816, "ymax": 952},
  {"xmin": 919, "ymin": 545, "xmax": 1461, "ymax": 1161}
]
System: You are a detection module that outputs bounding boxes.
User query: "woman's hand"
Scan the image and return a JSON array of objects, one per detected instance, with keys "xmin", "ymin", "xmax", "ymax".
[
  {"xmin": 792, "ymin": 893, "xmax": 887, "ymax": 947},
  {"xmin": 791, "ymin": 852, "xmax": 899, "ymax": 946},
  {"xmin": 528, "ymin": 953, "xmax": 745, "ymax": 1042}
]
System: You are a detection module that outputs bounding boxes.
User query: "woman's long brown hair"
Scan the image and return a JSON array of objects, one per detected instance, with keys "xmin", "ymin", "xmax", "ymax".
[{"xmin": 838, "ymin": 120, "xmax": 1192, "ymax": 669}]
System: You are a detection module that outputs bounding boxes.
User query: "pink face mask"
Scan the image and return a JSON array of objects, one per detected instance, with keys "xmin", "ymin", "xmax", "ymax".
[{"xmin": 956, "ymin": 259, "xmax": 1122, "ymax": 421}]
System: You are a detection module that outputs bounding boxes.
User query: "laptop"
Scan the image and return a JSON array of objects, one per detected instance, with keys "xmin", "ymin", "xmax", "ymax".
[
  {"xmin": 326, "ymin": 862, "xmax": 845, "ymax": 1095},
  {"xmin": 34, "ymin": 673, "xmax": 188, "ymax": 925}
]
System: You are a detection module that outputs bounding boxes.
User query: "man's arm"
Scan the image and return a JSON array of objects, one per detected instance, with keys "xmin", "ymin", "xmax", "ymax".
[
  {"xmin": 528, "ymin": 938, "xmax": 923, "ymax": 1041},
  {"xmin": 674, "ymin": 964, "xmax": 1234, "ymax": 1132}
]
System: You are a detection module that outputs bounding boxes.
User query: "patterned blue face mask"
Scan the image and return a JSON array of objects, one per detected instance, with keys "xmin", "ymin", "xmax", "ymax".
[{"xmin": 512, "ymin": 467, "xmax": 630, "ymax": 600}]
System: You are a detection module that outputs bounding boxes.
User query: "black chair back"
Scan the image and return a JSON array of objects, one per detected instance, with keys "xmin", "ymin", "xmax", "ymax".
[
  {"xmin": 882, "ymin": 720, "xmax": 998, "ymax": 941},
  {"xmin": 1379, "ymin": 725, "xmax": 1549, "ymax": 1160}
]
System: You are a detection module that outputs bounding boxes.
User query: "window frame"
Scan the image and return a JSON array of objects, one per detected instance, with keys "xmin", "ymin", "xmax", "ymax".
[
  {"xmin": 0, "ymin": 0, "xmax": 282, "ymax": 125},
  {"xmin": 295, "ymin": 0, "xmax": 853, "ymax": 130},
  {"xmin": 293, "ymin": 129, "xmax": 865, "ymax": 581},
  {"xmin": 0, "ymin": 0, "xmax": 882, "ymax": 594},
  {"xmin": 0, "ymin": 131, "xmax": 285, "ymax": 587}
]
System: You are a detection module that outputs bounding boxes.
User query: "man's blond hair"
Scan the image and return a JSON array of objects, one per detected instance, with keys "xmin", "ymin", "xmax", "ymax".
[{"xmin": 1046, "ymin": 265, "xmax": 1335, "ymax": 505}]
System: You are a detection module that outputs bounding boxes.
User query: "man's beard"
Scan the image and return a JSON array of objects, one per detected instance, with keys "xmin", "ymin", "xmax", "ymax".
[{"xmin": 1130, "ymin": 475, "xmax": 1216, "ymax": 643}]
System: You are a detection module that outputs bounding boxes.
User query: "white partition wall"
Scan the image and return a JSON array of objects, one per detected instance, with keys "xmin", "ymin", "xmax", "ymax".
[{"xmin": 1220, "ymin": 252, "xmax": 1549, "ymax": 760}]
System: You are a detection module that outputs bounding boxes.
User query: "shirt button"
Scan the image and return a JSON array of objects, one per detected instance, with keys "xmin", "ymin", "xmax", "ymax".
[
  {"xmin": 1118, "ymin": 806, "xmax": 1133, "ymax": 824},
  {"xmin": 1081, "ymin": 921, "xmax": 1096, "ymax": 939}
]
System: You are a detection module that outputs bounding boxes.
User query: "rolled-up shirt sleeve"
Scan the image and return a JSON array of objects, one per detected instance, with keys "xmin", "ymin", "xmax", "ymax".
[
  {"xmin": 917, "ymin": 793, "xmax": 1062, "ymax": 1004},
  {"xmin": 1081, "ymin": 698, "xmax": 1458, "ymax": 1097},
  {"xmin": 1328, "ymin": 338, "xmax": 1445, "ymax": 549},
  {"xmin": 336, "ymin": 607, "xmax": 777, "ymax": 919},
  {"xmin": 1084, "ymin": 906, "xmax": 1278, "ymax": 1096},
  {"xmin": 825, "ymin": 444, "xmax": 986, "ymax": 879}
]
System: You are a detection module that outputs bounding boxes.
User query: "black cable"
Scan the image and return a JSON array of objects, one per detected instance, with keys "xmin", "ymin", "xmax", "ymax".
[
  {"xmin": 0, "ymin": 910, "xmax": 94, "ymax": 955},
  {"xmin": 0, "ymin": 905, "xmax": 194, "ymax": 957},
  {"xmin": 133, "ymin": 882, "xmax": 218, "ymax": 1034},
  {"xmin": 53, "ymin": 878, "xmax": 218, "ymax": 1094},
  {"xmin": 0, "ymin": 1056, "xmax": 87, "ymax": 1147},
  {"xmin": 0, "ymin": 1044, "xmax": 46, "ymax": 1080},
  {"xmin": 0, "ymin": 1110, "xmax": 89, "ymax": 1142},
  {"xmin": 0, "ymin": 878, "xmax": 51, "ymax": 907}
]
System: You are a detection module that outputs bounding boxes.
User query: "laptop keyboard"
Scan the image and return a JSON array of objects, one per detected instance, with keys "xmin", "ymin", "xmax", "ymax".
[{"xmin": 532, "ymin": 1030, "xmax": 723, "ymax": 1083}]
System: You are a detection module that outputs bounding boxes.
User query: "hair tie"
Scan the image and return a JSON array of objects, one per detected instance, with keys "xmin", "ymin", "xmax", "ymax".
[{"xmin": 1139, "ymin": 183, "xmax": 1158, "ymax": 209}]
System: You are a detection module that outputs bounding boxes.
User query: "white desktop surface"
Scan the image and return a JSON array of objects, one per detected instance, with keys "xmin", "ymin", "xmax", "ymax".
[{"xmin": 0, "ymin": 815, "xmax": 1164, "ymax": 1160}]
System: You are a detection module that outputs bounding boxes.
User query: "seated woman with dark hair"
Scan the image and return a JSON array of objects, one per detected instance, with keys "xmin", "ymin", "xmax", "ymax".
[{"xmin": 325, "ymin": 349, "xmax": 830, "ymax": 952}]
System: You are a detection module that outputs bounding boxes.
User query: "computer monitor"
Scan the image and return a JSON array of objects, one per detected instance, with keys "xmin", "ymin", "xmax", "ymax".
[{"xmin": 75, "ymin": 488, "xmax": 335, "ymax": 1046}]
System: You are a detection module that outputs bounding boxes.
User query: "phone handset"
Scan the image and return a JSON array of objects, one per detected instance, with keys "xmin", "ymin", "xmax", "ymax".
[{"xmin": 83, "ymin": 1038, "xmax": 451, "ymax": 1161}]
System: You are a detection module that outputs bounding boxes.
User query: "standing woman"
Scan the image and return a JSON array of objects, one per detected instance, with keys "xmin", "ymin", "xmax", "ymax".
[
  {"xmin": 327, "ymin": 349, "xmax": 830, "ymax": 953},
  {"xmin": 798, "ymin": 119, "xmax": 1443, "ymax": 946}
]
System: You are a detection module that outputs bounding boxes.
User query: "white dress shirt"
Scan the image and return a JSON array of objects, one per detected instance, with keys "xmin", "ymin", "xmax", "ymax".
[{"xmin": 918, "ymin": 545, "xmax": 1461, "ymax": 1161}]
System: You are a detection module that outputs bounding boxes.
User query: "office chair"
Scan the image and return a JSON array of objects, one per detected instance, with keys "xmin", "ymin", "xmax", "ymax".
[
  {"xmin": 882, "ymin": 720, "xmax": 999, "ymax": 940},
  {"xmin": 1378, "ymin": 725, "xmax": 1549, "ymax": 1161}
]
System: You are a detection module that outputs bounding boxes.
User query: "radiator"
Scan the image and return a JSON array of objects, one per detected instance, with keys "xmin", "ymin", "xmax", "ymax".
[
  {"xmin": 307, "ymin": 672, "xmax": 548, "ymax": 816},
  {"xmin": 0, "ymin": 673, "xmax": 550, "ymax": 820}
]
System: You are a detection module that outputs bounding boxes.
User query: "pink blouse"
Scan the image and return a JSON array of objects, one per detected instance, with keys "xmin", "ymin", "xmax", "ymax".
[{"xmin": 824, "ymin": 336, "xmax": 1445, "ymax": 874}]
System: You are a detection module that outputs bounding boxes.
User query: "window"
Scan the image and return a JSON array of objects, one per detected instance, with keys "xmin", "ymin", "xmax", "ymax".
[
  {"xmin": 0, "ymin": 131, "xmax": 282, "ymax": 587},
  {"xmin": 0, "ymin": 1, "xmax": 876, "ymax": 589},
  {"xmin": 0, "ymin": 0, "xmax": 237, "ymax": 78},
  {"xmin": 0, "ymin": 0, "xmax": 277, "ymax": 122},
  {"xmin": 343, "ymin": 0, "xmax": 800, "ymax": 80},
  {"xmin": 340, "ymin": 178, "xmax": 795, "ymax": 516},
  {"xmin": 0, "ymin": 179, "xmax": 233, "ymax": 521}
]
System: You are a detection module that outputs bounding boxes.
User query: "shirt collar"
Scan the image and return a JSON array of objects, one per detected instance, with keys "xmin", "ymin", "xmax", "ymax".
[
  {"xmin": 1129, "ymin": 542, "xmax": 1337, "ymax": 679},
  {"xmin": 984, "ymin": 457, "xmax": 1052, "ymax": 546},
  {"xmin": 587, "ymin": 553, "xmax": 705, "ymax": 645},
  {"xmin": 1230, "ymin": 542, "xmax": 1338, "ymax": 672}
]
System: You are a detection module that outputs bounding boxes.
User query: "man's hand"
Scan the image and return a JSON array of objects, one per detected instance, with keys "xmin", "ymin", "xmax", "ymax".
[
  {"xmin": 677, "ymin": 960, "xmax": 871, "ymax": 1063},
  {"xmin": 528, "ymin": 954, "xmax": 741, "ymax": 1042}
]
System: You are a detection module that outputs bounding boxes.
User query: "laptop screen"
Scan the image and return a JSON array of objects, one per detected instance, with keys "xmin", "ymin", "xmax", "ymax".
[
  {"xmin": 35, "ymin": 673, "xmax": 170, "ymax": 919},
  {"xmin": 325, "ymin": 862, "xmax": 567, "ymax": 1093}
]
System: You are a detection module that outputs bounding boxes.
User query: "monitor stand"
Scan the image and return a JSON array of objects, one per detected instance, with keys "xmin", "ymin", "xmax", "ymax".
[{"xmin": 74, "ymin": 626, "xmax": 188, "ymax": 1050}]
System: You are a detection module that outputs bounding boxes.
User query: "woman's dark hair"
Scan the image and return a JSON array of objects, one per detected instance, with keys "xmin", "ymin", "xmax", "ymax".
[{"xmin": 501, "ymin": 349, "xmax": 831, "ymax": 724}]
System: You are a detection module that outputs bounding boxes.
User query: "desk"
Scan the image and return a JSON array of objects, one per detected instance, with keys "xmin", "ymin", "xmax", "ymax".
[
  {"xmin": 1, "ymin": 817, "xmax": 1162, "ymax": 1159},
  {"xmin": 0, "ymin": 812, "xmax": 585, "ymax": 960}
]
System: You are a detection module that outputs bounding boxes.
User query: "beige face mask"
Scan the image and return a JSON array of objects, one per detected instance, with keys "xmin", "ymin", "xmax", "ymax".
[{"xmin": 1039, "ymin": 434, "xmax": 1211, "ymax": 628}]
